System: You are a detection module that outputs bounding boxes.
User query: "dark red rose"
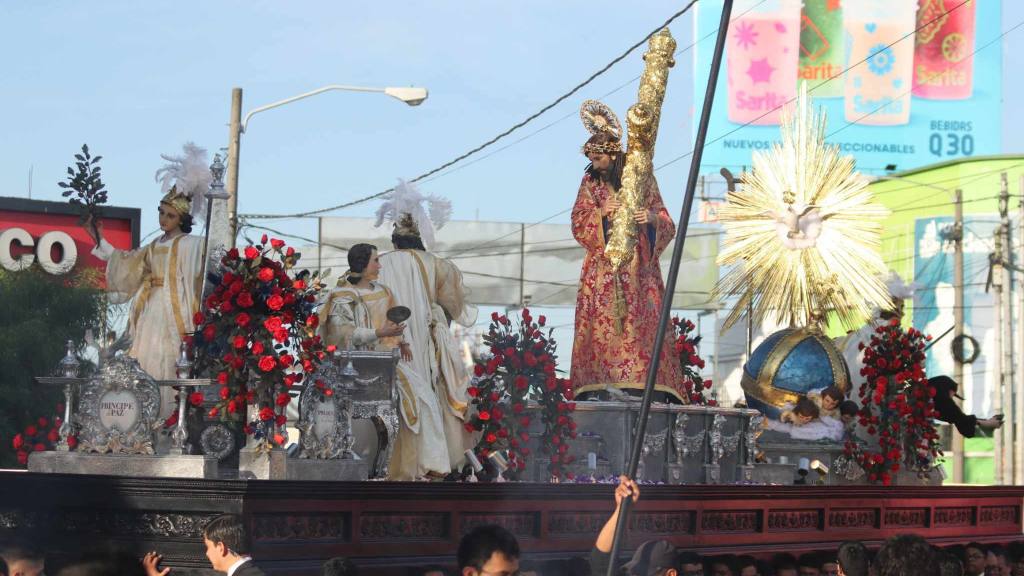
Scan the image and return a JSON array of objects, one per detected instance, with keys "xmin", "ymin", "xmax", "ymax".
[
  {"xmin": 276, "ymin": 393, "xmax": 291, "ymax": 407},
  {"xmin": 251, "ymin": 341, "xmax": 265, "ymax": 355},
  {"xmin": 235, "ymin": 313, "xmax": 251, "ymax": 328},
  {"xmin": 233, "ymin": 335, "xmax": 246, "ymax": 349},
  {"xmin": 275, "ymin": 414, "xmax": 287, "ymax": 427},
  {"xmin": 203, "ymin": 324, "xmax": 216, "ymax": 341},
  {"xmin": 236, "ymin": 292, "xmax": 254, "ymax": 308},
  {"xmin": 267, "ymin": 294, "xmax": 284, "ymax": 311},
  {"xmin": 188, "ymin": 392, "xmax": 204, "ymax": 406},
  {"xmin": 244, "ymin": 246, "xmax": 259, "ymax": 260},
  {"xmin": 258, "ymin": 407, "xmax": 275, "ymax": 421},
  {"xmin": 258, "ymin": 268, "xmax": 274, "ymax": 282},
  {"xmin": 270, "ymin": 238, "xmax": 285, "ymax": 249},
  {"xmin": 12, "ymin": 433, "xmax": 24, "ymax": 450},
  {"xmin": 24, "ymin": 425, "xmax": 37, "ymax": 437},
  {"xmin": 258, "ymin": 355, "xmax": 277, "ymax": 372}
]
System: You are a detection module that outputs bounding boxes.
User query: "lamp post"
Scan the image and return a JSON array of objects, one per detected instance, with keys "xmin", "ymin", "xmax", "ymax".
[{"xmin": 223, "ymin": 84, "xmax": 429, "ymax": 243}]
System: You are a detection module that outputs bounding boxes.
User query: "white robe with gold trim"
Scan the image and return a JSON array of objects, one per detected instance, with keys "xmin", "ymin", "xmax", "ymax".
[{"xmin": 378, "ymin": 249, "xmax": 477, "ymax": 475}]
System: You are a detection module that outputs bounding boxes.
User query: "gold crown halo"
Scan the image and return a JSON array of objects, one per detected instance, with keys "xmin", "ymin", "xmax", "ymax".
[
  {"xmin": 393, "ymin": 212, "xmax": 421, "ymax": 238},
  {"xmin": 160, "ymin": 185, "xmax": 192, "ymax": 217},
  {"xmin": 581, "ymin": 140, "xmax": 623, "ymax": 156}
]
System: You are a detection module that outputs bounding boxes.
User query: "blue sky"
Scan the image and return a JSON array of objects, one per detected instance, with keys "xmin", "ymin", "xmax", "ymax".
[{"xmin": 2, "ymin": 1, "xmax": 1020, "ymax": 240}]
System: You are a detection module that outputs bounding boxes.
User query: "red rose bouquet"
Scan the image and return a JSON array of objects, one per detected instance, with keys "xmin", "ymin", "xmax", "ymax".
[
  {"xmin": 191, "ymin": 236, "xmax": 332, "ymax": 450},
  {"xmin": 843, "ymin": 318, "xmax": 941, "ymax": 485},
  {"xmin": 466, "ymin": 308, "xmax": 576, "ymax": 480},
  {"xmin": 671, "ymin": 316, "xmax": 715, "ymax": 405},
  {"xmin": 10, "ymin": 404, "xmax": 75, "ymax": 467}
]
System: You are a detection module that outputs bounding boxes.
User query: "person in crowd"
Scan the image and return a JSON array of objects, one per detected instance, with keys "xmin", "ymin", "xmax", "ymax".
[
  {"xmin": 708, "ymin": 555, "xmax": 737, "ymax": 576},
  {"xmin": 200, "ymin": 514, "xmax": 265, "ymax": 575},
  {"xmin": 143, "ymin": 514, "xmax": 264, "ymax": 576},
  {"xmin": 987, "ymin": 545, "xmax": 1010, "ymax": 576},
  {"xmin": 929, "ymin": 376, "xmax": 1004, "ymax": 438},
  {"xmin": 873, "ymin": 535, "xmax": 937, "ymax": 576},
  {"xmin": 797, "ymin": 553, "xmax": 821, "ymax": 576},
  {"xmin": 936, "ymin": 550, "xmax": 965, "ymax": 576},
  {"xmin": 736, "ymin": 555, "xmax": 759, "ymax": 576},
  {"xmin": 964, "ymin": 542, "xmax": 988, "ymax": 576},
  {"xmin": 836, "ymin": 541, "xmax": 869, "ymax": 576},
  {"xmin": 0, "ymin": 548, "xmax": 43, "ymax": 576},
  {"xmin": 321, "ymin": 557, "xmax": 358, "ymax": 576},
  {"xmin": 589, "ymin": 475, "xmax": 702, "ymax": 576},
  {"xmin": 770, "ymin": 554, "xmax": 798, "ymax": 576},
  {"xmin": 457, "ymin": 525, "xmax": 520, "ymax": 576},
  {"xmin": 0, "ymin": 557, "xmax": 7, "ymax": 576},
  {"xmin": 1008, "ymin": 542, "xmax": 1024, "ymax": 576},
  {"xmin": 565, "ymin": 556, "xmax": 592, "ymax": 576},
  {"xmin": 818, "ymin": 552, "xmax": 839, "ymax": 576}
]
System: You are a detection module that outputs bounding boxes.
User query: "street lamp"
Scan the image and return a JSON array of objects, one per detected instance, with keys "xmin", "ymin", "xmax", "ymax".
[{"xmin": 223, "ymin": 84, "xmax": 429, "ymax": 241}]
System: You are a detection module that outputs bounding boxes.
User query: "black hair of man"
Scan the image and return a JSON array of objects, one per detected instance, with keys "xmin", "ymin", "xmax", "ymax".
[
  {"xmin": 203, "ymin": 514, "xmax": 251, "ymax": 556},
  {"xmin": 771, "ymin": 553, "xmax": 798, "ymax": 572},
  {"xmin": 837, "ymin": 541, "xmax": 869, "ymax": 576},
  {"xmin": 874, "ymin": 535, "xmax": 938, "ymax": 576},
  {"xmin": 322, "ymin": 556, "xmax": 358, "ymax": 576},
  {"xmin": 457, "ymin": 524, "xmax": 520, "ymax": 570},
  {"xmin": 936, "ymin": 551, "xmax": 964, "ymax": 576},
  {"xmin": 392, "ymin": 233, "xmax": 426, "ymax": 251},
  {"xmin": 347, "ymin": 243, "xmax": 377, "ymax": 276}
]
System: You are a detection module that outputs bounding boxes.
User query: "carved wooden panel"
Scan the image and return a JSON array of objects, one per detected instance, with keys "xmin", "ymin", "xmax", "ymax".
[
  {"xmin": 767, "ymin": 509, "xmax": 822, "ymax": 531},
  {"xmin": 251, "ymin": 513, "xmax": 350, "ymax": 542},
  {"xmin": 883, "ymin": 508, "xmax": 928, "ymax": 528},
  {"xmin": 700, "ymin": 510, "xmax": 759, "ymax": 533},
  {"xmin": 359, "ymin": 512, "xmax": 448, "ymax": 540},
  {"xmin": 979, "ymin": 506, "xmax": 1020, "ymax": 526},
  {"xmin": 546, "ymin": 512, "xmax": 606, "ymax": 537},
  {"xmin": 0, "ymin": 508, "xmax": 213, "ymax": 539},
  {"xmin": 459, "ymin": 513, "xmax": 538, "ymax": 538},
  {"xmin": 933, "ymin": 507, "xmax": 973, "ymax": 528},
  {"xmin": 828, "ymin": 508, "xmax": 879, "ymax": 529},
  {"xmin": 631, "ymin": 512, "xmax": 695, "ymax": 536}
]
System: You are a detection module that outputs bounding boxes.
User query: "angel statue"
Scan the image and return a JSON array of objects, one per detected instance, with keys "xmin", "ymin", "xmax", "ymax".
[{"xmin": 82, "ymin": 142, "xmax": 212, "ymax": 421}]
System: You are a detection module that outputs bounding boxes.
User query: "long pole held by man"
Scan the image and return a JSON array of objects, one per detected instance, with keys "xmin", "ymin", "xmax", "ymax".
[{"xmin": 605, "ymin": 2, "xmax": 733, "ymax": 573}]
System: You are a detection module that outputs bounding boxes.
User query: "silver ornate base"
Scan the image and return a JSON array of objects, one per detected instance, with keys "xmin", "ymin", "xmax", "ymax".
[
  {"xmin": 237, "ymin": 447, "xmax": 288, "ymax": 480},
  {"xmin": 28, "ymin": 451, "xmax": 219, "ymax": 479},
  {"xmin": 286, "ymin": 458, "xmax": 369, "ymax": 481}
]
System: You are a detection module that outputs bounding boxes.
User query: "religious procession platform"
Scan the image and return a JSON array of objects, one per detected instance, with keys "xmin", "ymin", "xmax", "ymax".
[{"xmin": 1, "ymin": 472, "xmax": 1021, "ymax": 575}]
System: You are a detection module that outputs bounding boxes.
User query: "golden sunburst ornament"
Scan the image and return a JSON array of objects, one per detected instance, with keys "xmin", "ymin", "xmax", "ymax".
[{"xmin": 713, "ymin": 84, "xmax": 892, "ymax": 331}]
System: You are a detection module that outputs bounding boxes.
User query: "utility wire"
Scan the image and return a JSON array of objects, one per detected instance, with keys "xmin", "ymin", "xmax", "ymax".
[{"xmin": 239, "ymin": 2, "xmax": 701, "ymax": 221}]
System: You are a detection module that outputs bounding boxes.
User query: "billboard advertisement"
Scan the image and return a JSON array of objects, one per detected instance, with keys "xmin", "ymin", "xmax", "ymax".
[
  {"xmin": 0, "ymin": 197, "xmax": 140, "ymax": 277},
  {"xmin": 693, "ymin": 0, "xmax": 1003, "ymax": 173}
]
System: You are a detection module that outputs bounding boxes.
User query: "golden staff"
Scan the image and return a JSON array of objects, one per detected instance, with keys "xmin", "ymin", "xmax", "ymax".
[{"xmin": 604, "ymin": 28, "xmax": 676, "ymax": 330}]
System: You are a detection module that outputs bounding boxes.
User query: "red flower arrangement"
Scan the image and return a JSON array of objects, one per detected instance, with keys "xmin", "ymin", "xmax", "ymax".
[
  {"xmin": 10, "ymin": 404, "xmax": 75, "ymax": 467},
  {"xmin": 671, "ymin": 316, "xmax": 715, "ymax": 405},
  {"xmin": 191, "ymin": 236, "xmax": 333, "ymax": 449},
  {"xmin": 843, "ymin": 318, "xmax": 941, "ymax": 485},
  {"xmin": 466, "ymin": 308, "xmax": 577, "ymax": 480}
]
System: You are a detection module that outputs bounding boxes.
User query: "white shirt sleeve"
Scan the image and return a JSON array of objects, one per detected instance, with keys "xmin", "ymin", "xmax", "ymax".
[{"xmin": 91, "ymin": 238, "xmax": 116, "ymax": 261}]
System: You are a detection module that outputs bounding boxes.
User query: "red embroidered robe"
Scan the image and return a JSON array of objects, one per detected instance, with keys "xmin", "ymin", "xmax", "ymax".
[{"xmin": 570, "ymin": 173, "xmax": 686, "ymax": 402}]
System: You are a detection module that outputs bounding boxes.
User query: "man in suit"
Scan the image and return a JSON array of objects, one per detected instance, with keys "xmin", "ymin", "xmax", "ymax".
[{"xmin": 143, "ymin": 514, "xmax": 265, "ymax": 576}]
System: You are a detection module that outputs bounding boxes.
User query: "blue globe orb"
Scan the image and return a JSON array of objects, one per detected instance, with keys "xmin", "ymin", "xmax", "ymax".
[{"xmin": 742, "ymin": 327, "xmax": 850, "ymax": 420}]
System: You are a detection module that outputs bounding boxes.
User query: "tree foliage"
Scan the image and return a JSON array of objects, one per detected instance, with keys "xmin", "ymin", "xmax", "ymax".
[{"xmin": 0, "ymin": 269, "xmax": 102, "ymax": 467}]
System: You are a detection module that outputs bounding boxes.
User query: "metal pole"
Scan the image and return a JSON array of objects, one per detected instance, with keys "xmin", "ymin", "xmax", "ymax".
[
  {"xmin": 520, "ymin": 223, "xmax": 526, "ymax": 307},
  {"xmin": 226, "ymin": 88, "xmax": 243, "ymax": 246},
  {"xmin": 1017, "ymin": 174, "xmax": 1024, "ymax": 485},
  {"xmin": 998, "ymin": 172, "xmax": 1012, "ymax": 484},
  {"xmin": 605, "ymin": 3, "xmax": 733, "ymax": 573},
  {"xmin": 952, "ymin": 189, "xmax": 965, "ymax": 483},
  {"xmin": 994, "ymin": 231, "xmax": 1005, "ymax": 485}
]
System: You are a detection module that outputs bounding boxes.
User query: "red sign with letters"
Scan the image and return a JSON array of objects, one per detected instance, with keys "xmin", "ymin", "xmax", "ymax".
[{"xmin": 0, "ymin": 197, "xmax": 140, "ymax": 276}]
